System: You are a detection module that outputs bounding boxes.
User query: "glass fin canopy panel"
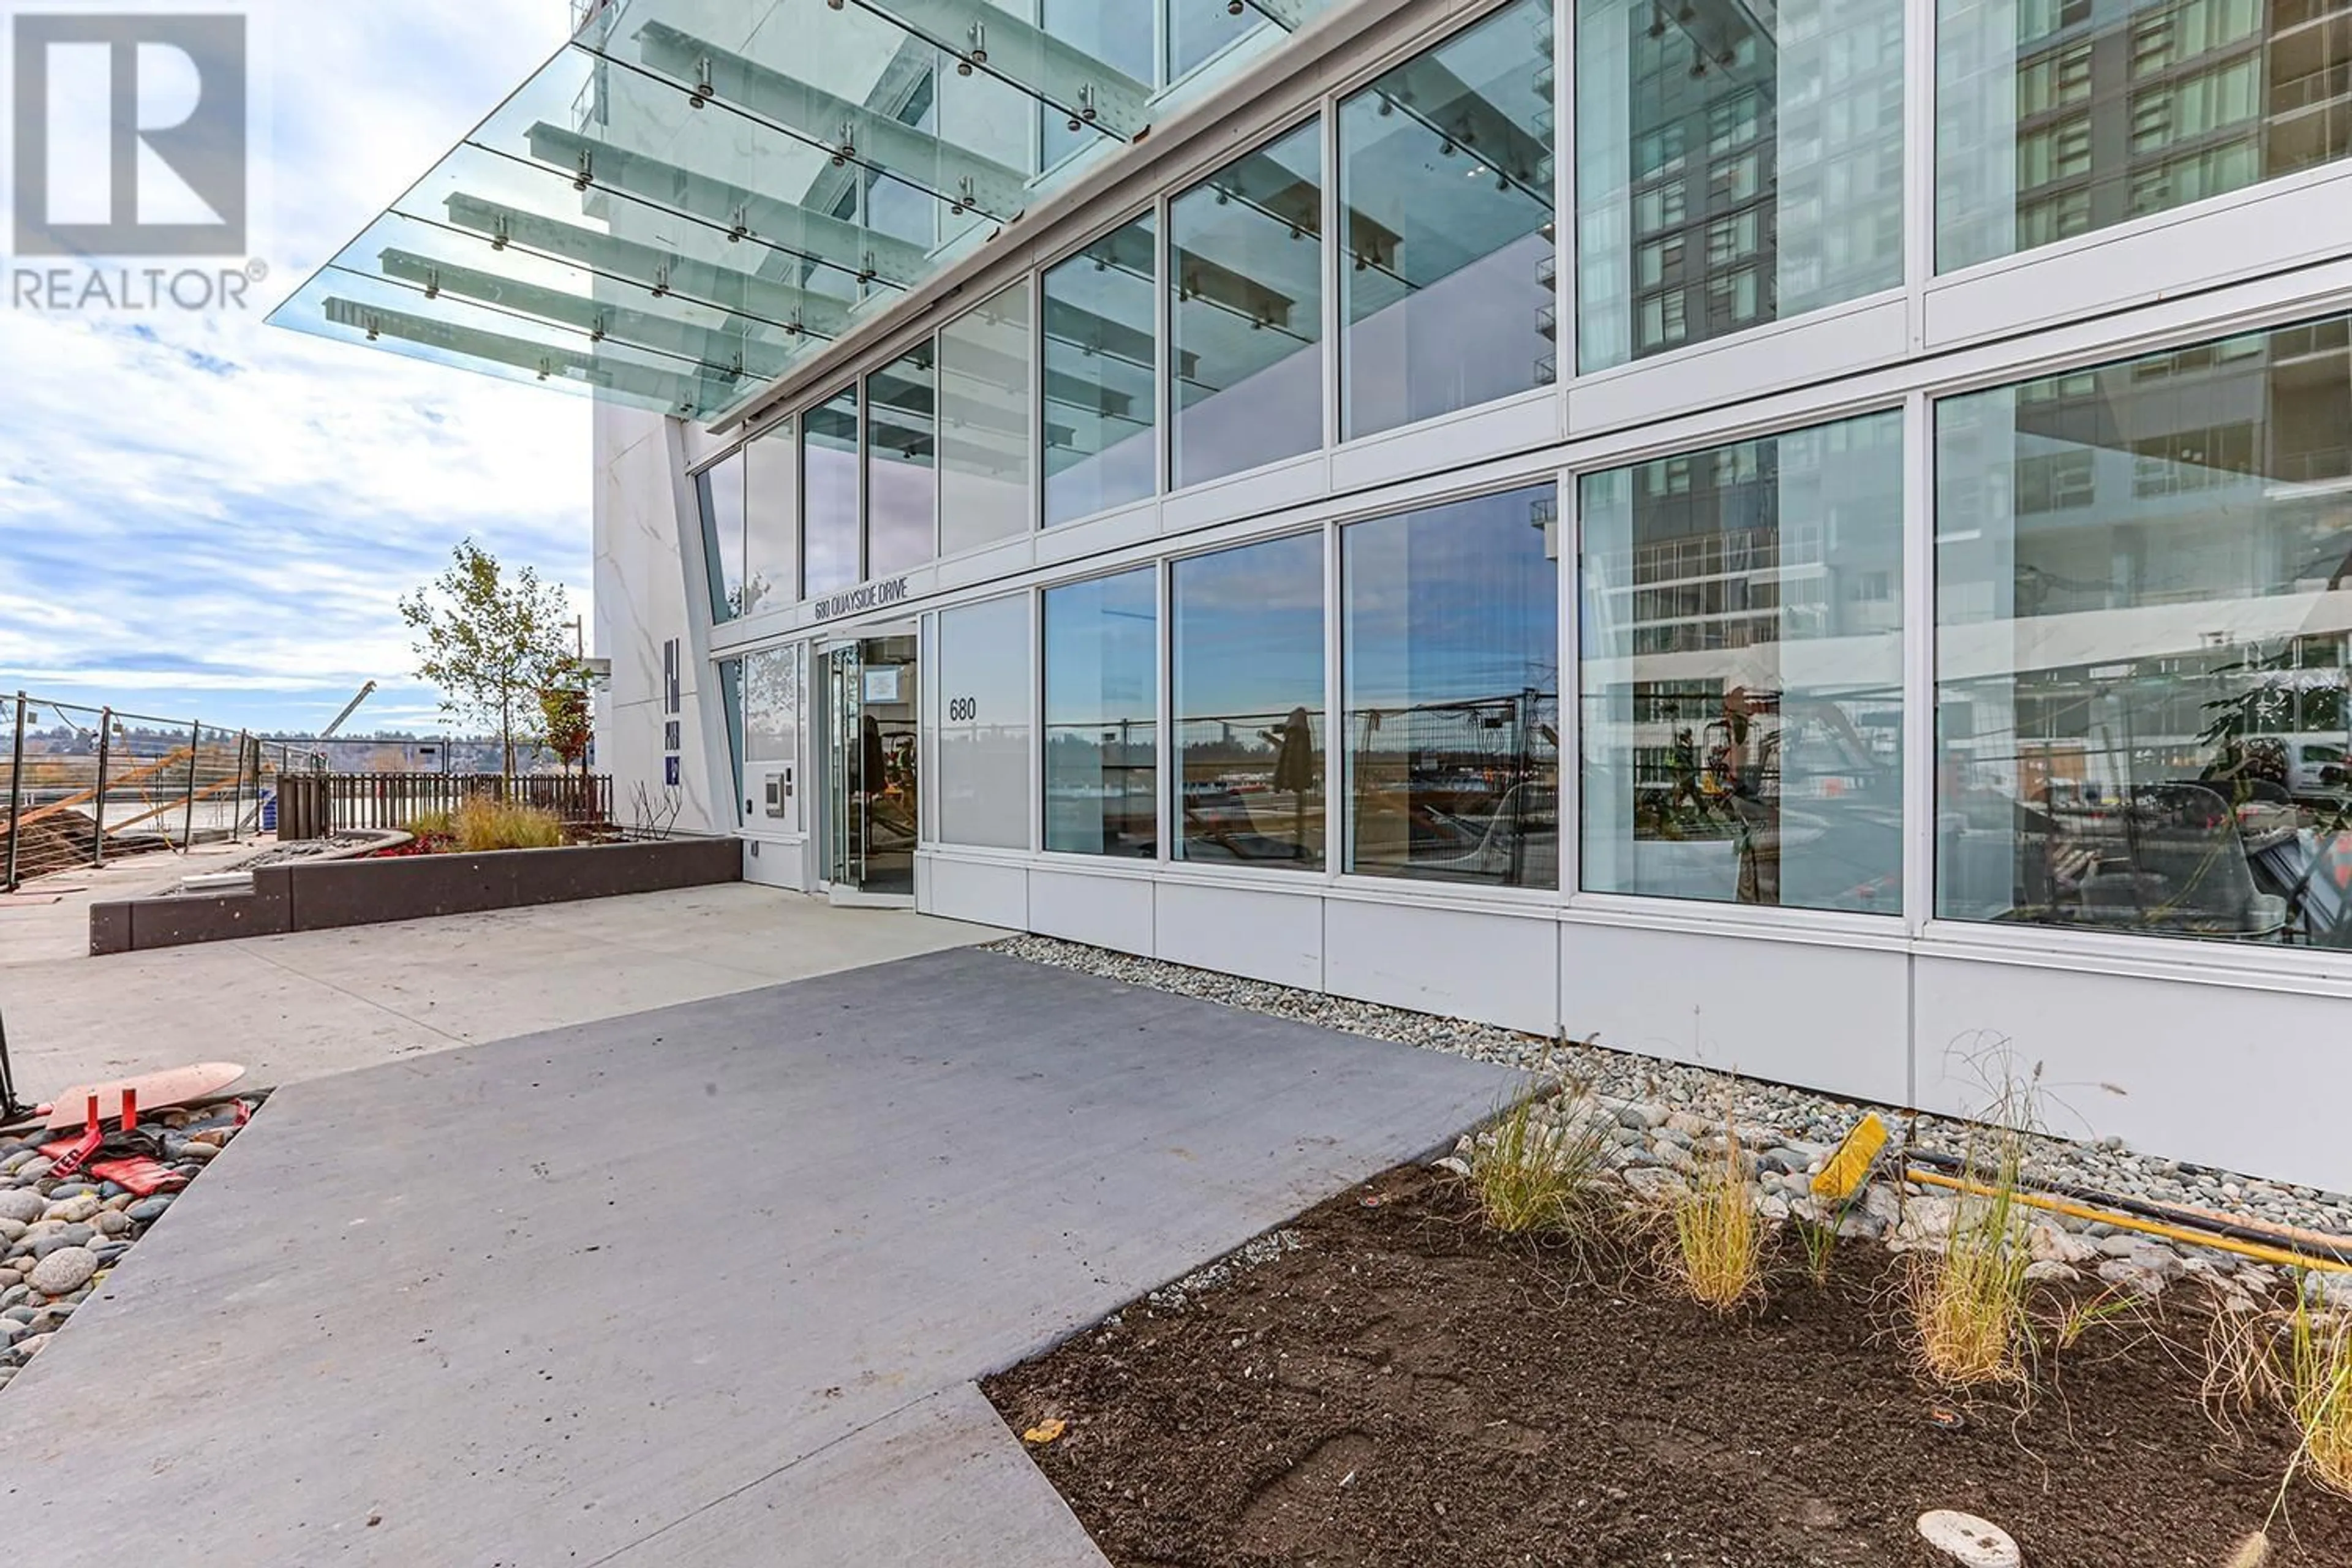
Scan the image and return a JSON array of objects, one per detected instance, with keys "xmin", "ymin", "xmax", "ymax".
[{"xmin": 270, "ymin": 0, "xmax": 1348, "ymax": 420}]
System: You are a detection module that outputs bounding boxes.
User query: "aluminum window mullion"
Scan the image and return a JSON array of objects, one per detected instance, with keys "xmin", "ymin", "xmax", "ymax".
[
  {"xmin": 1324, "ymin": 512, "xmax": 1345, "ymax": 880},
  {"xmin": 1556, "ymin": 468, "xmax": 1580, "ymax": 905},
  {"xmin": 1904, "ymin": 0, "xmax": 1937, "ymax": 345},
  {"xmin": 1901, "ymin": 390, "xmax": 1935, "ymax": 943},
  {"xmin": 1321, "ymin": 96, "xmax": 1343, "ymax": 455},
  {"xmin": 1155, "ymin": 557, "xmax": 1174, "ymax": 865}
]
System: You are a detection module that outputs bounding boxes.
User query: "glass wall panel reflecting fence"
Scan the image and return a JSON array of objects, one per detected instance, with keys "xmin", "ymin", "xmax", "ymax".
[
  {"xmin": 1044, "ymin": 568, "xmax": 1159, "ymax": 856},
  {"xmin": 1343, "ymin": 483, "xmax": 1562, "ymax": 887},
  {"xmin": 1044, "ymin": 213, "xmax": 1160, "ymax": 526},
  {"xmin": 1340, "ymin": 0, "xmax": 1559, "ymax": 439},
  {"xmin": 743, "ymin": 421, "xmax": 797, "ymax": 616},
  {"xmin": 697, "ymin": 451, "xmax": 747, "ymax": 623},
  {"xmin": 1172, "ymin": 118, "xmax": 1325, "ymax": 489},
  {"xmin": 1938, "ymin": 0, "xmax": 2352, "ymax": 271},
  {"xmin": 804, "ymin": 385, "xmax": 862, "ymax": 597},
  {"xmin": 1173, "ymin": 532, "xmax": 1325, "ymax": 869},
  {"xmin": 869, "ymin": 345, "xmax": 939, "ymax": 578},
  {"xmin": 940, "ymin": 284, "xmax": 1035, "ymax": 556},
  {"xmin": 1577, "ymin": 0, "xmax": 1906, "ymax": 369},
  {"xmin": 937, "ymin": 595, "xmax": 1035, "ymax": 849},
  {"xmin": 1581, "ymin": 411, "xmax": 1906, "ymax": 911},
  {"xmin": 1937, "ymin": 314, "xmax": 2352, "ymax": 946},
  {"xmin": 742, "ymin": 643, "xmax": 804, "ymax": 834}
]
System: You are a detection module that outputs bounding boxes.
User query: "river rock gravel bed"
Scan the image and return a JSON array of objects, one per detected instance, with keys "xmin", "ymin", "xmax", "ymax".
[
  {"xmin": 0, "ymin": 1102, "xmax": 251, "ymax": 1393},
  {"xmin": 991, "ymin": 935, "xmax": 2352, "ymax": 1291}
]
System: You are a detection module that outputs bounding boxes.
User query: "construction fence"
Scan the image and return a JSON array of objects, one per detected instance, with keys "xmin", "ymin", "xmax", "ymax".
[{"xmin": 1, "ymin": 692, "xmax": 322, "ymax": 890}]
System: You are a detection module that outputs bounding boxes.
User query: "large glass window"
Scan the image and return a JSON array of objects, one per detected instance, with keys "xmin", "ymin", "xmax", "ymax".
[
  {"xmin": 1938, "ymin": 0, "xmax": 2352, "ymax": 271},
  {"xmin": 937, "ymin": 595, "xmax": 1034, "ymax": 850},
  {"xmin": 1044, "ymin": 214, "xmax": 1159, "ymax": 526},
  {"xmin": 743, "ymin": 421, "xmax": 797, "ymax": 616},
  {"xmin": 804, "ymin": 385, "xmax": 861, "ymax": 597},
  {"xmin": 697, "ymin": 451, "xmax": 746, "ymax": 622},
  {"xmin": 1340, "ymin": 0, "xmax": 1558, "ymax": 439},
  {"xmin": 1577, "ymin": 0, "xmax": 1905, "ymax": 370},
  {"xmin": 1581, "ymin": 413, "xmax": 1905, "ymax": 911},
  {"xmin": 1174, "ymin": 533, "xmax": 1325, "ymax": 869},
  {"xmin": 1044, "ymin": 568, "xmax": 1158, "ymax": 857},
  {"xmin": 869, "ymin": 346, "xmax": 938, "ymax": 578},
  {"xmin": 1343, "ymin": 484, "xmax": 1561, "ymax": 887},
  {"xmin": 1172, "ymin": 119, "xmax": 1325, "ymax": 488},
  {"xmin": 742, "ymin": 643, "xmax": 804, "ymax": 834},
  {"xmin": 1937, "ymin": 315, "xmax": 2352, "ymax": 947},
  {"xmin": 940, "ymin": 284, "xmax": 1035, "ymax": 556}
]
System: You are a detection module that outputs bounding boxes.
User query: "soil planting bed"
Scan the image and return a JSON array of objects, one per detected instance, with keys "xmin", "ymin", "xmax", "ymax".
[{"xmin": 986, "ymin": 1166, "xmax": 2352, "ymax": 1567}]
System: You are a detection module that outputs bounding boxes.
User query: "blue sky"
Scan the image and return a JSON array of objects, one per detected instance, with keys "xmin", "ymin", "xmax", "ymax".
[{"xmin": 0, "ymin": 1, "xmax": 591, "ymax": 737}]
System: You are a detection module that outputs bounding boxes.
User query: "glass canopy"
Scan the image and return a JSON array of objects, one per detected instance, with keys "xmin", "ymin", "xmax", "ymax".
[{"xmin": 270, "ymin": 0, "xmax": 1344, "ymax": 421}]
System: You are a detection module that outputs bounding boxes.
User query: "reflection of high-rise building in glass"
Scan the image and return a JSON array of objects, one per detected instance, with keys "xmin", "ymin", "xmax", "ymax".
[{"xmin": 1943, "ymin": 0, "xmax": 2352, "ymax": 268}]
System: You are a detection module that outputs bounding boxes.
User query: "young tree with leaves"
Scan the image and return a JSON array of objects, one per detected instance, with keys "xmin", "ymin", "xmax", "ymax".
[{"xmin": 400, "ymin": 540, "xmax": 573, "ymax": 784}]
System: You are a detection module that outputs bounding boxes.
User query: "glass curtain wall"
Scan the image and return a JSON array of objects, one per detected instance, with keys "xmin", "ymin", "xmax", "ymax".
[
  {"xmin": 1172, "ymin": 119, "xmax": 1325, "ymax": 488},
  {"xmin": 1939, "ymin": 0, "xmax": 2352, "ymax": 271},
  {"xmin": 1577, "ymin": 0, "xmax": 1905, "ymax": 369},
  {"xmin": 869, "ymin": 346, "xmax": 938, "ymax": 578},
  {"xmin": 1344, "ymin": 484, "xmax": 1562, "ymax": 887},
  {"xmin": 1173, "ymin": 533, "xmax": 1325, "ymax": 867},
  {"xmin": 743, "ymin": 422, "xmax": 797, "ymax": 616},
  {"xmin": 1044, "ymin": 568, "xmax": 1159, "ymax": 856},
  {"xmin": 1340, "ymin": 0, "xmax": 1559, "ymax": 439},
  {"xmin": 937, "ymin": 595, "xmax": 1035, "ymax": 848},
  {"xmin": 697, "ymin": 452, "xmax": 747, "ymax": 622},
  {"xmin": 1044, "ymin": 214, "xmax": 1160, "ymax": 525},
  {"xmin": 804, "ymin": 385, "xmax": 862, "ymax": 597},
  {"xmin": 1937, "ymin": 314, "xmax": 2352, "ymax": 946},
  {"xmin": 1581, "ymin": 412, "xmax": 1905, "ymax": 910},
  {"xmin": 939, "ymin": 284, "xmax": 1035, "ymax": 556}
]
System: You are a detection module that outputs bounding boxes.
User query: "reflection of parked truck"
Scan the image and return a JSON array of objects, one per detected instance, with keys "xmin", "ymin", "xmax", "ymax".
[{"xmin": 2244, "ymin": 733, "xmax": 2352, "ymax": 796}]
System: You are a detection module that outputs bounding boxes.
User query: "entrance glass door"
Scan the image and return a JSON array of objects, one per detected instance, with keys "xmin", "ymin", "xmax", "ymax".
[{"xmin": 822, "ymin": 630, "xmax": 920, "ymax": 903}]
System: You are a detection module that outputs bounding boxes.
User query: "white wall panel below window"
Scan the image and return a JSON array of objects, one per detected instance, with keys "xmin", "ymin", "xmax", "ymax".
[
  {"xmin": 1922, "ymin": 173, "xmax": 2352, "ymax": 352},
  {"xmin": 1029, "ymin": 867, "xmax": 1155, "ymax": 955},
  {"xmin": 1324, "ymin": 898, "xmax": 1558, "ymax": 1037},
  {"xmin": 1560, "ymin": 924, "xmax": 1909, "ymax": 1107},
  {"xmin": 1153, "ymin": 880, "xmax": 1323, "ymax": 991},
  {"xmin": 1912, "ymin": 957, "xmax": 2352, "ymax": 1196},
  {"xmin": 921, "ymin": 855, "xmax": 1030, "ymax": 930},
  {"xmin": 1564, "ymin": 296, "xmax": 1909, "ymax": 439}
]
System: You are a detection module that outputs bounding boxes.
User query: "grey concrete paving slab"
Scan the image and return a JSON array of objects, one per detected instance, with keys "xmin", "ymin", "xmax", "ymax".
[
  {"xmin": 609, "ymin": 1384, "xmax": 1112, "ymax": 1568},
  {"xmin": 0, "ymin": 947, "xmax": 1518, "ymax": 1564},
  {"xmin": 0, "ymin": 884, "xmax": 1002, "ymax": 1093}
]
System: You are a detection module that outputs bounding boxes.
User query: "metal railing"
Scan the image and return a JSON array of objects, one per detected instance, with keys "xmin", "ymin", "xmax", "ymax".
[
  {"xmin": 275, "ymin": 772, "xmax": 614, "ymax": 839},
  {"xmin": 2, "ymin": 692, "xmax": 326, "ymax": 891}
]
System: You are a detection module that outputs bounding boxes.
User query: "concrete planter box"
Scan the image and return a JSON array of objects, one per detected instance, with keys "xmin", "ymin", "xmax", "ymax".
[{"xmin": 90, "ymin": 837, "xmax": 741, "ymax": 956}]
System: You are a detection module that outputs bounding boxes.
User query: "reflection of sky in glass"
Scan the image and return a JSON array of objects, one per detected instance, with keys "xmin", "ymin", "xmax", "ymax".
[
  {"xmin": 1174, "ymin": 533, "xmax": 1324, "ymax": 721},
  {"xmin": 1046, "ymin": 568, "xmax": 1157, "ymax": 727},
  {"xmin": 804, "ymin": 385, "xmax": 860, "ymax": 596},
  {"xmin": 698, "ymin": 454, "xmax": 746, "ymax": 620},
  {"xmin": 1345, "ymin": 484, "xmax": 1560, "ymax": 728}
]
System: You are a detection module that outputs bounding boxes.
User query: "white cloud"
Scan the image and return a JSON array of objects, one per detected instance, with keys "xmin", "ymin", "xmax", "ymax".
[{"xmin": 0, "ymin": 0, "xmax": 594, "ymax": 736}]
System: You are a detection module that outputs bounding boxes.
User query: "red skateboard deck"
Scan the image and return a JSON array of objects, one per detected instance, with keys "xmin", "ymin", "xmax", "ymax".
[{"xmin": 42, "ymin": 1063, "xmax": 246, "ymax": 1130}]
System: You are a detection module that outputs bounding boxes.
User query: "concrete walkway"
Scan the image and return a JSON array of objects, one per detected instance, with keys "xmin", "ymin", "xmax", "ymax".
[
  {"xmin": 0, "ymin": 883, "xmax": 1001, "ymax": 1095},
  {"xmin": 0, "ymin": 948, "xmax": 1518, "ymax": 1564}
]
